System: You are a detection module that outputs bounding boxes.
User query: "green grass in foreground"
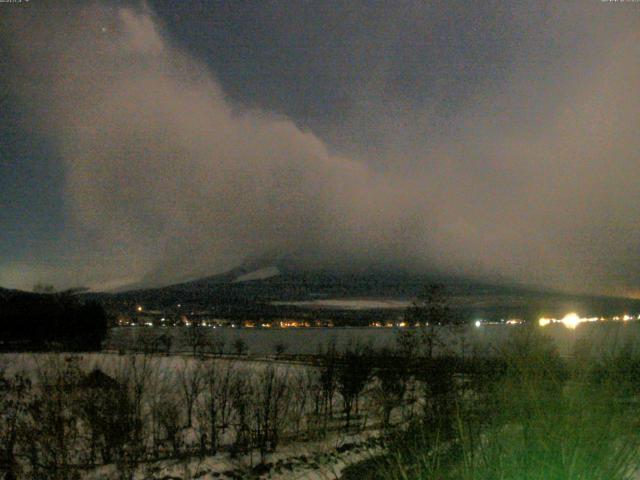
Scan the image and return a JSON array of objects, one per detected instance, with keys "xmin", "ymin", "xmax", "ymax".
[{"xmin": 347, "ymin": 328, "xmax": 640, "ymax": 480}]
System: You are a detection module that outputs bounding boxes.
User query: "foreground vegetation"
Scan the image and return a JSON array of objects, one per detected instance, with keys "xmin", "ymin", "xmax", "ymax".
[
  {"xmin": 2, "ymin": 323, "xmax": 640, "ymax": 479},
  {"xmin": 345, "ymin": 327, "xmax": 640, "ymax": 480},
  {"xmin": 0, "ymin": 338, "xmax": 413, "ymax": 479}
]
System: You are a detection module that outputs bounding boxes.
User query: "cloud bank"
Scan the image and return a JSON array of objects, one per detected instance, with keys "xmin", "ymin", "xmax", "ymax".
[{"xmin": 2, "ymin": 1, "xmax": 639, "ymax": 295}]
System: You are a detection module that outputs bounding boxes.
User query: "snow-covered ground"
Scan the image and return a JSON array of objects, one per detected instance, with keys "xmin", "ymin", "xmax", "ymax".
[
  {"xmin": 234, "ymin": 266, "xmax": 281, "ymax": 283},
  {"xmin": 82, "ymin": 430, "xmax": 383, "ymax": 480},
  {"xmin": 0, "ymin": 352, "xmax": 394, "ymax": 480},
  {"xmin": 271, "ymin": 298, "xmax": 410, "ymax": 310}
]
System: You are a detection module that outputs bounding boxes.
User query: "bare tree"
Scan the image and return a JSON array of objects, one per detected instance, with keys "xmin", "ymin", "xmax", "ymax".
[
  {"xmin": 157, "ymin": 397, "xmax": 181, "ymax": 457},
  {"xmin": 185, "ymin": 325, "xmax": 209, "ymax": 357},
  {"xmin": 146, "ymin": 366, "xmax": 171, "ymax": 458},
  {"xmin": 373, "ymin": 348, "xmax": 411, "ymax": 429},
  {"xmin": 114, "ymin": 355, "xmax": 152, "ymax": 476},
  {"xmin": 317, "ymin": 342, "xmax": 338, "ymax": 434},
  {"xmin": 252, "ymin": 366, "xmax": 291, "ymax": 461},
  {"xmin": 143, "ymin": 331, "xmax": 172, "ymax": 355},
  {"xmin": 288, "ymin": 369, "xmax": 310, "ymax": 440},
  {"xmin": 336, "ymin": 344, "xmax": 373, "ymax": 429},
  {"xmin": 76, "ymin": 369, "xmax": 128, "ymax": 465},
  {"xmin": 273, "ymin": 342, "xmax": 288, "ymax": 358},
  {"xmin": 212, "ymin": 337, "xmax": 226, "ymax": 357},
  {"xmin": 217, "ymin": 363, "xmax": 236, "ymax": 436},
  {"xmin": 139, "ymin": 331, "xmax": 160, "ymax": 355},
  {"xmin": 305, "ymin": 367, "xmax": 324, "ymax": 437},
  {"xmin": 232, "ymin": 338, "xmax": 248, "ymax": 356},
  {"xmin": 177, "ymin": 359, "xmax": 204, "ymax": 428},
  {"xmin": 26, "ymin": 356, "xmax": 83, "ymax": 480},
  {"xmin": 396, "ymin": 328, "xmax": 420, "ymax": 358},
  {"xmin": 197, "ymin": 360, "xmax": 235, "ymax": 454},
  {"xmin": 121, "ymin": 356, "xmax": 151, "ymax": 444},
  {"xmin": 405, "ymin": 284, "xmax": 459, "ymax": 358},
  {"xmin": 230, "ymin": 373, "xmax": 252, "ymax": 457}
]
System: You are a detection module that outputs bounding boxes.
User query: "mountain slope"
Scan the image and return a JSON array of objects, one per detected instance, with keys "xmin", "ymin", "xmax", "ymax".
[{"xmin": 89, "ymin": 264, "xmax": 640, "ymax": 324}]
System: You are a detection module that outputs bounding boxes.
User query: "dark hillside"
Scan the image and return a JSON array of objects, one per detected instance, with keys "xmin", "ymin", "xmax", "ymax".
[{"xmin": 0, "ymin": 289, "xmax": 108, "ymax": 351}]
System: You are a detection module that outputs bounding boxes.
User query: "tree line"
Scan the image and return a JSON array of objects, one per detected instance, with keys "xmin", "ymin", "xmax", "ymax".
[
  {"xmin": 0, "ymin": 290, "xmax": 108, "ymax": 351},
  {"xmin": 0, "ymin": 330, "xmax": 493, "ymax": 480}
]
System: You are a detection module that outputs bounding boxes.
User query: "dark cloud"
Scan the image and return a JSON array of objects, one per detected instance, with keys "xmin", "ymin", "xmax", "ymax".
[{"xmin": 1, "ymin": 1, "xmax": 639, "ymax": 295}]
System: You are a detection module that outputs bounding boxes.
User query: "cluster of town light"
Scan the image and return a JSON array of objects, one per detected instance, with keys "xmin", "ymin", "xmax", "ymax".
[
  {"xmin": 539, "ymin": 312, "xmax": 640, "ymax": 329},
  {"xmin": 473, "ymin": 318, "xmax": 523, "ymax": 328},
  {"xmin": 133, "ymin": 304, "xmax": 640, "ymax": 331}
]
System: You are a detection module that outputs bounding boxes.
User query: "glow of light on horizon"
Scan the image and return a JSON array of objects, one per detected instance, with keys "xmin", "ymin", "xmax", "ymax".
[
  {"xmin": 561, "ymin": 312, "xmax": 581, "ymax": 329},
  {"xmin": 538, "ymin": 313, "xmax": 625, "ymax": 329}
]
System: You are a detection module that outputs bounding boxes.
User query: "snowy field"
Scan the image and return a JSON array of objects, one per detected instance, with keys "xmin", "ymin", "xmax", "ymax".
[
  {"xmin": 271, "ymin": 299, "xmax": 410, "ymax": 310},
  {"xmin": 0, "ymin": 352, "xmax": 395, "ymax": 480}
]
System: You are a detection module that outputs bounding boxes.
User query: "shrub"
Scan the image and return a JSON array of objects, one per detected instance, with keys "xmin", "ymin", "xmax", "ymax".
[{"xmin": 374, "ymin": 326, "xmax": 640, "ymax": 480}]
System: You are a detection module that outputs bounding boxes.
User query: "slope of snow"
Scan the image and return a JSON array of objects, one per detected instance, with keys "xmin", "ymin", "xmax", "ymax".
[
  {"xmin": 272, "ymin": 298, "xmax": 410, "ymax": 310},
  {"xmin": 233, "ymin": 266, "xmax": 280, "ymax": 283}
]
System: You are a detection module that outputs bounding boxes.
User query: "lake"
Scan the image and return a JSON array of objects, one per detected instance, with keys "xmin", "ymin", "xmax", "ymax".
[{"xmin": 106, "ymin": 321, "xmax": 640, "ymax": 357}]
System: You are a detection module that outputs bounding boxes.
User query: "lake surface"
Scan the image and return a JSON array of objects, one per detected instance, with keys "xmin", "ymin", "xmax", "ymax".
[{"xmin": 106, "ymin": 321, "xmax": 640, "ymax": 357}]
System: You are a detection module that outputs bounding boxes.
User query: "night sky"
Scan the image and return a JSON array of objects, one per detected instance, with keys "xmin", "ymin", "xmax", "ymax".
[{"xmin": 1, "ymin": 1, "xmax": 639, "ymax": 294}]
